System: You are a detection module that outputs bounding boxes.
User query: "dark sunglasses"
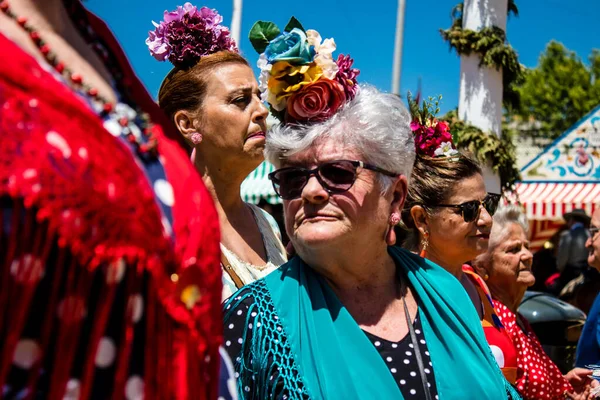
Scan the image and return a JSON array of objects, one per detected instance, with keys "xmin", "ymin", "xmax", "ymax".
[
  {"xmin": 435, "ymin": 193, "xmax": 501, "ymax": 222},
  {"xmin": 268, "ymin": 160, "xmax": 398, "ymax": 200}
]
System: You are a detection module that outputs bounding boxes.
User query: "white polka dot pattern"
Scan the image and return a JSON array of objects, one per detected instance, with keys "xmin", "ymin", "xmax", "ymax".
[
  {"xmin": 493, "ymin": 300, "xmax": 572, "ymax": 399},
  {"xmin": 153, "ymin": 179, "xmax": 175, "ymax": 207},
  {"xmin": 64, "ymin": 379, "xmax": 81, "ymax": 400},
  {"xmin": 10, "ymin": 254, "xmax": 45, "ymax": 282},
  {"xmin": 129, "ymin": 294, "xmax": 144, "ymax": 323},
  {"xmin": 95, "ymin": 337, "xmax": 117, "ymax": 368},
  {"xmin": 490, "ymin": 345, "xmax": 505, "ymax": 368},
  {"xmin": 106, "ymin": 258, "xmax": 126, "ymax": 284},
  {"xmin": 125, "ymin": 375, "xmax": 144, "ymax": 400},
  {"xmin": 13, "ymin": 339, "xmax": 40, "ymax": 369},
  {"xmin": 225, "ymin": 290, "xmax": 438, "ymax": 398}
]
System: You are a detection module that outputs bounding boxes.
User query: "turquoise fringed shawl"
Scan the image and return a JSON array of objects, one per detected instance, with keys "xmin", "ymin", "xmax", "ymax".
[{"xmin": 225, "ymin": 247, "xmax": 520, "ymax": 399}]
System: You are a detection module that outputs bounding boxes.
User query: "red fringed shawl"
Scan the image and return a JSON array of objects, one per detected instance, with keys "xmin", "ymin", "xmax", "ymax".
[{"xmin": 0, "ymin": 8, "xmax": 221, "ymax": 400}]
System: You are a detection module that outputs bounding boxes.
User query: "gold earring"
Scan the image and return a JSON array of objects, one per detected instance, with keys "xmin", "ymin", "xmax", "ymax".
[{"xmin": 419, "ymin": 233, "xmax": 429, "ymax": 258}]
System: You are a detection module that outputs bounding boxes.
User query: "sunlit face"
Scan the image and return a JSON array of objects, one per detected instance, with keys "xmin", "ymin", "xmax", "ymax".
[
  {"xmin": 586, "ymin": 209, "xmax": 600, "ymax": 270},
  {"xmin": 281, "ymin": 140, "xmax": 399, "ymax": 254},
  {"xmin": 427, "ymin": 174, "xmax": 493, "ymax": 265},
  {"xmin": 488, "ymin": 223, "xmax": 535, "ymax": 291},
  {"xmin": 198, "ymin": 63, "xmax": 268, "ymax": 163}
]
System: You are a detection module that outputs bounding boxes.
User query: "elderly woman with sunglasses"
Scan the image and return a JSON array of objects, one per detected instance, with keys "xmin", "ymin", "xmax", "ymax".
[
  {"xmin": 222, "ymin": 21, "xmax": 518, "ymax": 399},
  {"xmin": 401, "ymin": 104, "xmax": 520, "ymax": 385},
  {"xmin": 472, "ymin": 206, "xmax": 598, "ymax": 400}
]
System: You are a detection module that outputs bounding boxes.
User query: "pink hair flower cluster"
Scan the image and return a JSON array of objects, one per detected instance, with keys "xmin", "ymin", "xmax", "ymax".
[
  {"xmin": 335, "ymin": 54, "xmax": 360, "ymax": 100},
  {"xmin": 408, "ymin": 94, "xmax": 458, "ymax": 158},
  {"xmin": 411, "ymin": 119, "xmax": 456, "ymax": 157},
  {"xmin": 146, "ymin": 3, "xmax": 238, "ymax": 69}
]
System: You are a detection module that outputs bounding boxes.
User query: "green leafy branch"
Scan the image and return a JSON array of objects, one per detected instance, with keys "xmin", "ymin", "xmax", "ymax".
[
  {"xmin": 437, "ymin": 1, "xmax": 522, "ymax": 189},
  {"xmin": 440, "ymin": 2, "xmax": 523, "ymax": 110},
  {"xmin": 441, "ymin": 25, "xmax": 523, "ymax": 108},
  {"xmin": 443, "ymin": 110, "xmax": 521, "ymax": 190},
  {"xmin": 407, "ymin": 92, "xmax": 441, "ymax": 125}
]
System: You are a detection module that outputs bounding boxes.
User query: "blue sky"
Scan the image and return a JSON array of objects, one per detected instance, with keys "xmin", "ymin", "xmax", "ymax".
[{"xmin": 86, "ymin": 0, "xmax": 599, "ymax": 114}]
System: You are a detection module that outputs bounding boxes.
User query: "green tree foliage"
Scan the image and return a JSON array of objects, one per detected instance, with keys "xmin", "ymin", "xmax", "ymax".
[{"xmin": 510, "ymin": 41, "xmax": 600, "ymax": 139}]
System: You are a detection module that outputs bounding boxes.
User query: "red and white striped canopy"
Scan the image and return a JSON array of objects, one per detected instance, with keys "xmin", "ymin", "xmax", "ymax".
[{"xmin": 516, "ymin": 182, "xmax": 600, "ymax": 221}]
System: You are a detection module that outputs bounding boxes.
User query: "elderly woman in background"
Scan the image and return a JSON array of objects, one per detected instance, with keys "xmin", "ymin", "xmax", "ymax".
[
  {"xmin": 473, "ymin": 205, "xmax": 597, "ymax": 400},
  {"xmin": 223, "ymin": 19, "xmax": 518, "ymax": 399},
  {"xmin": 400, "ymin": 104, "xmax": 519, "ymax": 383}
]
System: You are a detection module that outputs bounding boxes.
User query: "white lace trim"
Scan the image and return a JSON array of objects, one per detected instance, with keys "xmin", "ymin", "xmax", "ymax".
[{"xmin": 221, "ymin": 204, "xmax": 286, "ymax": 301}]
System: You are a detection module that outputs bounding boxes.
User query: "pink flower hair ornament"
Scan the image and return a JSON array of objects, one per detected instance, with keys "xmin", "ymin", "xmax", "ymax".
[
  {"xmin": 407, "ymin": 93, "xmax": 459, "ymax": 158},
  {"xmin": 146, "ymin": 3, "xmax": 238, "ymax": 70}
]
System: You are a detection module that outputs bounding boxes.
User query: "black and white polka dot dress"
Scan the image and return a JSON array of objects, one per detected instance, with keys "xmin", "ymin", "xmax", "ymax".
[{"xmin": 223, "ymin": 287, "xmax": 439, "ymax": 399}]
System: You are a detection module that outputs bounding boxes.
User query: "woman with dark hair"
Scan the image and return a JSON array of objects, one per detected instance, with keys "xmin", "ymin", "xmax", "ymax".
[
  {"xmin": 223, "ymin": 20, "xmax": 519, "ymax": 399},
  {"xmin": 0, "ymin": 0, "xmax": 221, "ymax": 398},
  {"xmin": 150, "ymin": 4, "xmax": 286, "ymax": 300},
  {"xmin": 401, "ymin": 101, "xmax": 519, "ymax": 385}
]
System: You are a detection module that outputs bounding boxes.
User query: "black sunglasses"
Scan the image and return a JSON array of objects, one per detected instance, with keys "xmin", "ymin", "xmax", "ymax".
[
  {"xmin": 268, "ymin": 160, "xmax": 398, "ymax": 200},
  {"xmin": 435, "ymin": 193, "xmax": 501, "ymax": 222}
]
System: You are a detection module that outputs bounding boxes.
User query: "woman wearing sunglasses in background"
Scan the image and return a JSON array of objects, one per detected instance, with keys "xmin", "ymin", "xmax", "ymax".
[
  {"xmin": 223, "ymin": 20, "xmax": 519, "ymax": 399},
  {"xmin": 401, "ymin": 103, "xmax": 519, "ymax": 385},
  {"xmin": 150, "ymin": 4, "xmax": 286, "ymax": 301}
]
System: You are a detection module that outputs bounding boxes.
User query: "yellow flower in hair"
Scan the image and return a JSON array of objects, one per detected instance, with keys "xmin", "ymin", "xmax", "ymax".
[{"xmin": 268, "ymin": 61, "xmax": 323, "ymax": 109}]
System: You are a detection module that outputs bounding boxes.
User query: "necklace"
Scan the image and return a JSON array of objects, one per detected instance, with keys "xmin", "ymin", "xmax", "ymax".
[
  {"xmin": 0, "ymin": 0, "xmax": 158, "ymax": 157},
  {"xmin": 400, "ymin": 279, "xmax": 433, "ymax": 400}
]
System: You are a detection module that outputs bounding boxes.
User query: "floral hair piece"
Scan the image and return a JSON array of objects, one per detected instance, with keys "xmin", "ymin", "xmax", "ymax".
[
  {"xmin": 146, "ymin": 3, "xmax": 238, "ymax": 70},
  {"xmin": 408, "ymin": 93, "xmax": 459, "ymax": 158},
  {"xmin": 249, "ymin": 17, "xmax": 360, "ymax": 124}
]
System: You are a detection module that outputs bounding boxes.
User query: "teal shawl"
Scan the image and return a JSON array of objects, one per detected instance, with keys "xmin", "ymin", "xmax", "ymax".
[{"xmin": 225, "ymin": 247, "xmax": 520, "ymax": 399}]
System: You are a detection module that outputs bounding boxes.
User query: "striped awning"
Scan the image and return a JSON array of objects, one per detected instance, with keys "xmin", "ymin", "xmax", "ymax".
[
  {"xmin": 528, "ymin": 220, "xmax": 564, "ymax": 252},
  {"xmin": 516, "ymin": 182, "xmax": 600, "ymax": 221},
  {"xmin": 241, "ymin": 161, "xmax": 282, "ymax": 205}
]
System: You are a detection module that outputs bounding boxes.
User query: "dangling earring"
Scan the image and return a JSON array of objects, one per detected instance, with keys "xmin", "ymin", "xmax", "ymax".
[
  {"xmin": 419, "ymin": 233, "xmax": 429, "ymax": 258},
  {"xmin": 386, "ymin": 213, "xmax": 401, "ymax": 246},
  {"xmin": 483, "ymin": 272, "xmax": 489, "ymax": 280},
  {"xmin": 190, "ymin": 132, "xmax": 203, "ymax": 145}
]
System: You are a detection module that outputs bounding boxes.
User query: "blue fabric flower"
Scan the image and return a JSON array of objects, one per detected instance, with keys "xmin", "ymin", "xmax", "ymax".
[{"xmin": 264, "ymin": 28, "xmax": 315, "ymax": 65}]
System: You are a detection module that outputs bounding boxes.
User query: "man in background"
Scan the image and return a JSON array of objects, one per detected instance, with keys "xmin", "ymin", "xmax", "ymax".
[
  {"xmin": 556, "ymin": 209, "xmax": 595, "ymax": 312},
  {"xmin": 558, "ymin": 209, "xmax": 592, "ymax": 282},
  {"xmin": 575, "ymin": 207, "xmax": 600, "ymax": 367}
]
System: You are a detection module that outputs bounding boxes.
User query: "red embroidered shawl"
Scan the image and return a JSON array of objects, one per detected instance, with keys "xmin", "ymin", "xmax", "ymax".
[{"xmin": 0, "ymin": 7, "xmax": 221, "ymax": 400}]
